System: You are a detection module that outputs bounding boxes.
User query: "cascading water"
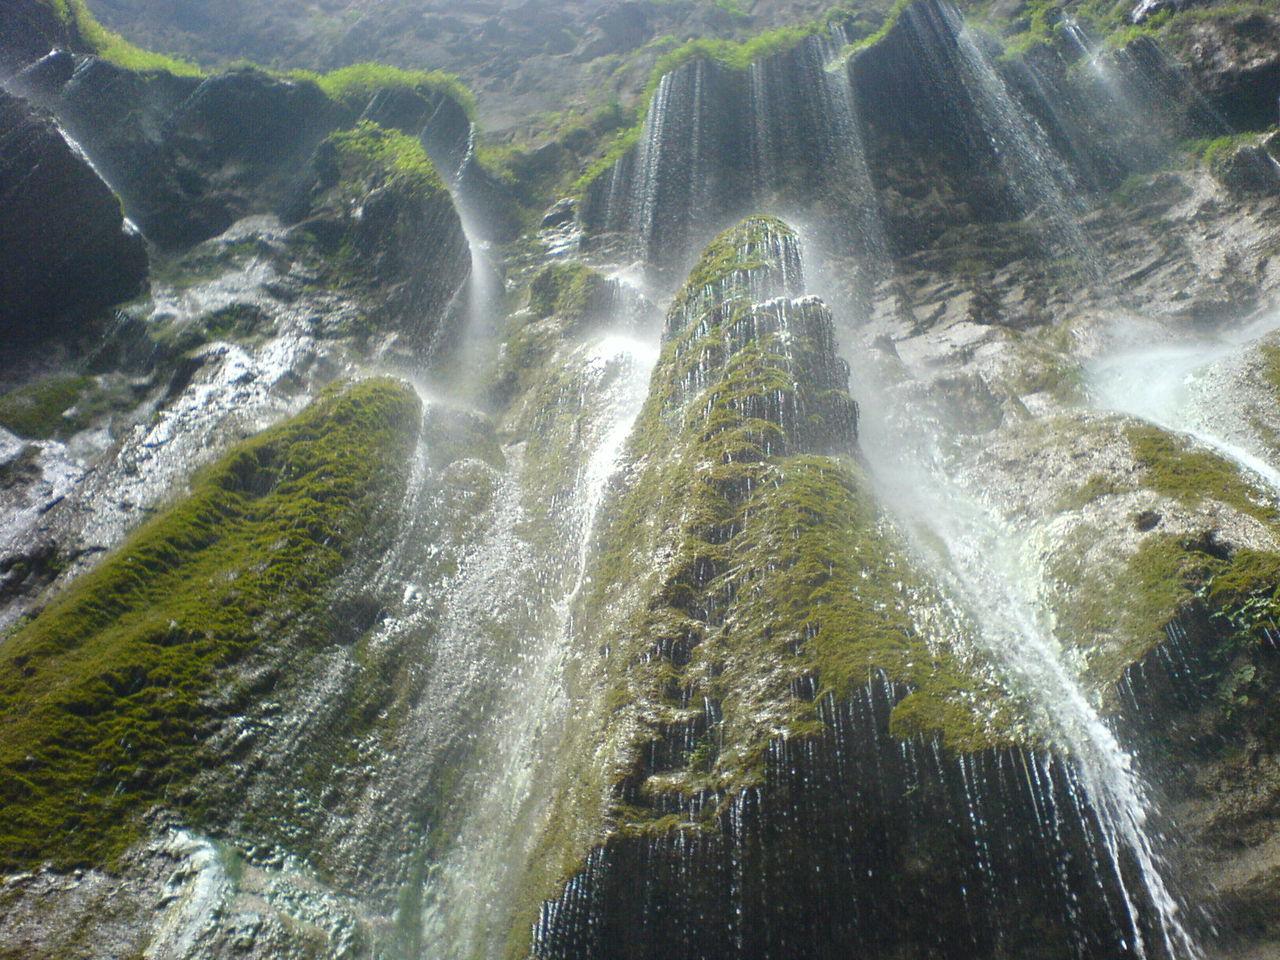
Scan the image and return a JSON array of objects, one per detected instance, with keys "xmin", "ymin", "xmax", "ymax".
[
  {"xmin": 794, "ymin": 226, "xmax": 1202, "ymax": 959},
  {"xmin": 903, "ymin": 0, "xmax": 1101, "ymax": 278},
  {"xmin": 416, "ymin": 330, "xmax": 657, "ymax": 960},
  {"xmin": 855, "ymin": 407, "xmax": 1200, "ymax": 960},
  {"xmin": 788, "ymin": 16, "xmax": 1200, "ymax": 942},
  {"xmin": 588, "ymin": 25, "xmax": 885, "ymax": 278},
  {"xmin": 1087, "ymin": 312, "xmax": 1280, "ymax": 493}
]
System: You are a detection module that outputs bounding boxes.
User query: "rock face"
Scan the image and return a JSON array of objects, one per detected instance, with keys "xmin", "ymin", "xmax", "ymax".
[
  {"xmin": 520, "ymin": 217, "xmax": 1169, "ymax": 960},
  {"xmin": 283, "ymin": 121, "xmax": 470, "ymax": 344},
  {"xmin": 80, "ymin": 0, "xmax": 838, "ymax": 130},
  {"xmin": 6, "ymin": 1, "xmax": 1280, "ymax": 959},
  {"xmin": 0, "ymin": 0, "xmax": 78, "ymax": 71},
  {"xmin": 0, "ymin": 379, "xmax": 421, "ymax": 872},
  {"xmin": 0, "ymin": 89, "xmax": 147, "ymax": 339},
  {"xmin": 10, "ymin": 55, "xmax": 344, "ymax": 247},
  {"xmin": 579, "ymin": 35, "xmax": 881, "ymax": 271}
]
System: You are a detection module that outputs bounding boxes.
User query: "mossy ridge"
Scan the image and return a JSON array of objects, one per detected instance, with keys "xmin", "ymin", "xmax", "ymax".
[
  {"xmin": 0, "ymin": 378, "xmax": 420, "ymax": 872},
  {"xmin": 294, "ymin": 62, "xmax": 475, "ymax": 119},
  {"xmin": 297, "ymin": 120, "xmax": 463, "ymax": 303},
  {"xmin": 40, "ymin": 0, "xmax": 476, "ymax": 118},
  {"xmin": 325, "ymin": 121, "xmax": 448, "ymax": 199},
  {"xmin": 39, "ymin": 0, "xmax": 204, "ymax": 75},
  {"xmin": 666, "ymin": 215, "xmax": 802, "ymax": 332},
  {"xmin": 1126, "ymin": 422, "xmax": 1280, "ymax": 525},
  {"xmin": 1039, "ymin": 419, "xmax": 1280, "ymax": 690},
  {"xmin": 504, "ymin": 217, "xmax": 1012, "ymax": 957},
  {"xmin": 1055, "ymin": 531, "xmax": 1280, "ymax": 693}
]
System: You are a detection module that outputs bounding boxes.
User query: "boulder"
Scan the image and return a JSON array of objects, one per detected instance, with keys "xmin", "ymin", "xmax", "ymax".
[
  {"xmin": 1216, "ymin": 143, "xmax": 1280, "ymax": 197},
  {"xmin": 0, "ymin": 90, "xmax": 147, "ymax": 341},
  {"xmin": 283, "ymin": 122, "xmax": 470, "ymax": 344}
]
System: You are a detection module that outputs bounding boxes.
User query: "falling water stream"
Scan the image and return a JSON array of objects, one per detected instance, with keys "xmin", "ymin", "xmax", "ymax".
[
  {"xmin": 1087, "ymin": 312, "xmax": 1280, "ymax": 494},
  {"xmin": 793, "ymin": 26, "xmax": 1201, "ymax": 937},
  {"xmin": 413, "ymin": 326, "xmax": 658, "ymax": 959},
  {"xmin": 852, "ymin": 389, "xmax": 1199, "ymax": 960}
]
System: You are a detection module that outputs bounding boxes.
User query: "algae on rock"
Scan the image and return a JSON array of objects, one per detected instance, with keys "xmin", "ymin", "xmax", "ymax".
[
  {"xmin": 0, "ymin": 378, "xmax": 420, "ymax": 872},
  {"xmin": 512, "ymin": 216, "xmax": 1013, "ymax": 955}
]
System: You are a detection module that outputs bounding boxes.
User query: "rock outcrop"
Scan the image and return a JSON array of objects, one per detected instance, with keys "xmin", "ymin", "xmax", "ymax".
[
  {"xmin": 518, "ymin": 217, "xmax": 1166, "ymax": 960},
  {"xmin": 282, "ymin": 121, "xmax": 470, "ymax": 345},
  {"xmin": 11, "ymin": 55, "xmax": 343, "ymax": 247},
  {"xmin": 0, "ymin": 89, "xmax": 146, "ymax": 340}
]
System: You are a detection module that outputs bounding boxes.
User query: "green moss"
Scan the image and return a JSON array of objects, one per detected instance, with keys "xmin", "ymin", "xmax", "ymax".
[
  {"xmin": 1260, "ymin": 342, "xmax": 1280, "ymax": 392},
  {"xmin": 0, "ymin": 376, "xmax": 94, "ymax": 439},
  {"xmin": 574, "ymin": 1, "xmax": 903, "ymax": 200},
  {"xmin": 326, "ymin": 121, "xmax": 447, "ymax": 198},
  {"xmin": 0, "ymin": 373, "xmax": 138, "ymax": 441},
  {"xmin": 493, "ymin": 263, "xmax": 614, "ymax": 407},
  {"xmin": 527, "ymin": 262, "xmax": 605, "ymax": 320},
  {"xmin": 572, "ymin": 126, "xmax": 642, "ymax": 196},
  {"xmin": 0, "ymin": 378, "xmax": 420, "ymax": 871},
  {"xmin": 41, "ymin": 0, "xmax": 203, "ymax": 75},
  {"xmin": 1127, "ymin": 423, "xmax": 1279, "ymax": 524},
  {"xmin": 1055, "ymin": 473, "xmax": 1132, "ymax": 511},
  {"xmin": 1184, "ymin": 132, "xmax": 1264, "ymax": 169},
  {"xmin": 296, "ymin": 63, "xmax": 476, "ymax": 119}
]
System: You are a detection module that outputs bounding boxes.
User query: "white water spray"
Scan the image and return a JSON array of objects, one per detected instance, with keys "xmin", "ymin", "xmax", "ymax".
[{"xmin": 1087, "ymin": 312, "xmax": 1280, "ymax": 494}]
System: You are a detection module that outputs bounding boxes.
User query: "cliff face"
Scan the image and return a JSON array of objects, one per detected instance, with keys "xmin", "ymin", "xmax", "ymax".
[
  {"xmin": 2, "ymin": 0, "xmax": 1280, "ymax": 959},
  {"xmin": 0, "ymin": 89, "xmax": 147, "ymax": 339}
]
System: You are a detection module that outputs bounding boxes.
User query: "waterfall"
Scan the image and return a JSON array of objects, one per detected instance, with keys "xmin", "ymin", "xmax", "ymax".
[
  {"xmin": 850, "ymin": 361, "xmax": 1200, "ymax": 960},
  {"xmin": 418, "ymin": 334, "xmax": 656, "ymax": 960},
  {"xmin": 796, "ymin": 185, "xmax": 1202, "ymax": 958},
  {"xmin": 592, "ymin": 28, "xmax": 886, "ymax": 276},
  {"xmin": 1087, "ymin": 312, "xmax": 1280, "ymax": 494},
  {"xmin": 903, "ymin": 0, "xmax": 1101, "ymax": 279}
]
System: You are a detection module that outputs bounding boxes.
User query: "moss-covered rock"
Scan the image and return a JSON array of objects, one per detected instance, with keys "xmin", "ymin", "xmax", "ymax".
[
  {"xmin": 0, "ymin": 377, "xmax": 420, "ymax": 872},
  {"xmin": 508, "ymin": 217, "xmax": 1014, "ymax": 956},
  {"xmin": 284, "ymin": 121, "xmax": 470, "ymax": 344}
]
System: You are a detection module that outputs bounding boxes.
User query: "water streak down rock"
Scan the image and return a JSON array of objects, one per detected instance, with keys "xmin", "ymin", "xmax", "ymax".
[
  {"xmin": 520, "ymin": 216, "xmax": 1172, "ymax": 960},
  {"xmin": 0, "ymin": 88, "xmax": 147, "ymax": 340}
]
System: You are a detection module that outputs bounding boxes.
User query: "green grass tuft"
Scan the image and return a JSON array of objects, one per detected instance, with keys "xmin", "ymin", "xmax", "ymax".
[
  {"xmin": 42, "ymin": 0, "xmax": 204, "ymax": 75},
  {"xmin": 326, "ymin": 120, "xmax": 448, "ymax": 196},
  {"xmin": 296, "ymin": 62, "xmax": 476, "ymax": 119}
]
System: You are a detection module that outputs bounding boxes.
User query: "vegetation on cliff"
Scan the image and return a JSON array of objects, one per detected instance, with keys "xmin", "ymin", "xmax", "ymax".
[
  {"xmin": 0, "ymin": 379, "xmax": 419, "ymax": 871},
  {"xmin": 508, "ymin": 217, "xmax": 1013, "ymax": 956}
]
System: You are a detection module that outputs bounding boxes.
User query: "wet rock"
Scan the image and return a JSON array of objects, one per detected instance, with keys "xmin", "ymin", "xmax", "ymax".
[
  {"xmin": 359, "ymin": 83, "xmax": 473, "ymax": 179},
  {"xmin": 540, "ymin": 197, "xmax": 577, "ymax": 229},
  {"xmin": 1215, "ymin": 144, "xmax": 1280, "ymax": 198},
  {"xmin": 12, "ymin": 55, "xmax": 345, "ymax": 249},
  {"xmin": 284, "ymin": 123, "xmax": 470, "ymax": 345},
  {"xmin": 168, "ymin": 67, "xmax": 342, "ymax": 169},
  {"xmin": 1170, "ymin": 10, "xmax": 1280, "ymax": 131},
  {"xmin": 0, "ymin": 538, "xmax": 62, "ymax": 606},
  {"xmin": 1133, "ymin": 509, "xmax": 1163, "ymax": 532},
  {"xmin": 0, "ymin": 0, "xmax": 77, "ymax": 72},
  {"xmin": 0, "ymin": 89, "xmax": 148, "ymax": 339}
]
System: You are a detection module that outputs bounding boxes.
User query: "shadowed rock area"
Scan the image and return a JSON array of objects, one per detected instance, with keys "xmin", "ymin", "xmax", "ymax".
[{"xmin": 0, "ymin": 89, "xmax": 146, "ymax": 340}]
